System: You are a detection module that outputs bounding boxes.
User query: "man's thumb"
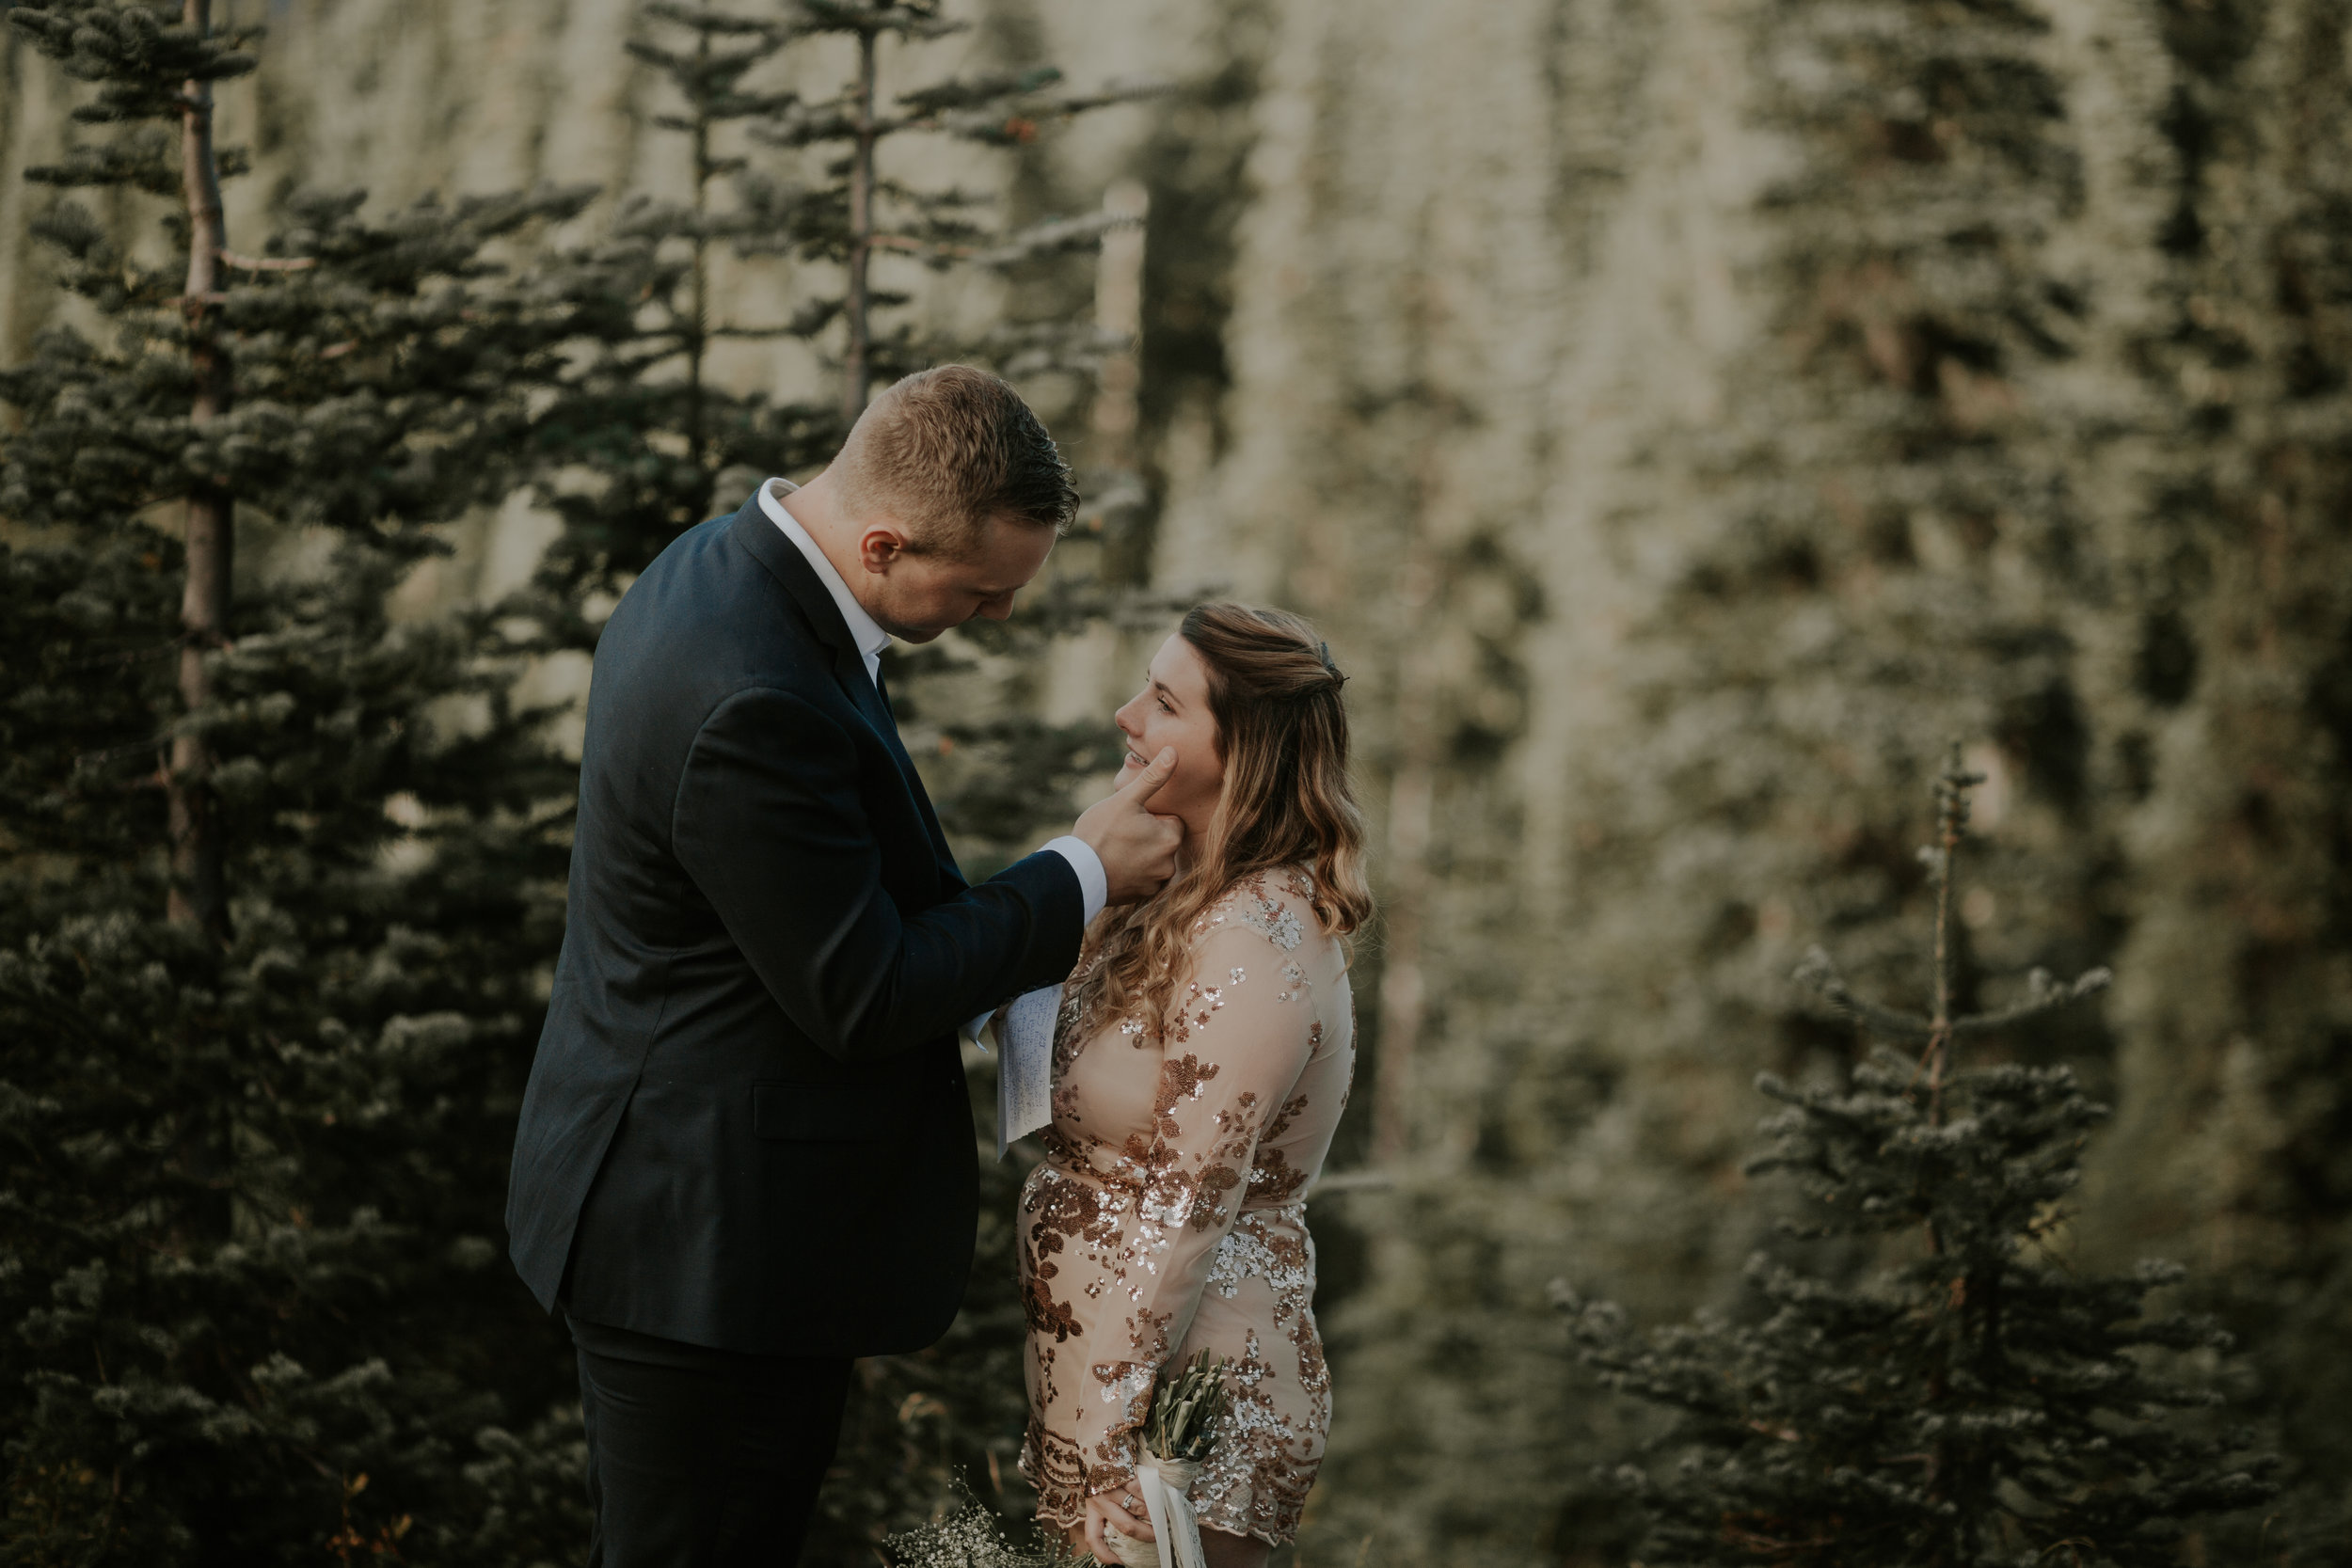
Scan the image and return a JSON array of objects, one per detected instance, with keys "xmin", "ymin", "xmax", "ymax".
[{"xmin": 1124, "ymin": 746, "xmax": 1178, "ymax": 800}]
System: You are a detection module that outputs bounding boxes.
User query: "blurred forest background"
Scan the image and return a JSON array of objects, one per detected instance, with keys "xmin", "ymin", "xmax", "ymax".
[{"xmin": 1, "ymin": 0, "xmax": 2347, "ymax": 1565}]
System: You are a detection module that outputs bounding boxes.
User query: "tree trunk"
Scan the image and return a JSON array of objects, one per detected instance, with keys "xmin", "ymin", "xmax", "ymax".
[
  {"xmin": 685, "ymin": 9, "xmax": 709, "ymax": 511},
  {"xmin": 1369, "ymin": 741, "xmax": 1432, "ymax": 1164},
  {"xmin": 841, "ymin": 16, "xmax": 879, "ymax": 428},
  {"xmin": 167, "ymin": 0, "xmax": 232, "ymax": 941},
  {"xmin": 1367, "ymin": 383, "xmax": 1448, "ymax": 1164}
]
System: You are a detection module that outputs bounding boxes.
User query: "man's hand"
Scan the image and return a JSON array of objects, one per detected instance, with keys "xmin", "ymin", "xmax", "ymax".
[{"xmin": 1074, "ymin": 747, "xmax": 1184, "ymax": 904}]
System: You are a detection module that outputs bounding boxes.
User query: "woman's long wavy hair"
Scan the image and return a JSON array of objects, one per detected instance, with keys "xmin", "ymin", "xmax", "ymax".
[{"xmin": 1072, "ymin": 602, "xmax": 1374, "ymax": 1034}]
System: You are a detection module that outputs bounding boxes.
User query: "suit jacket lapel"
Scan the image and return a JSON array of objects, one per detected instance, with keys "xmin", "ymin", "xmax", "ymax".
[{"xmin": 728, "ymin": 496, "xmax": 964, "ymax": 887}]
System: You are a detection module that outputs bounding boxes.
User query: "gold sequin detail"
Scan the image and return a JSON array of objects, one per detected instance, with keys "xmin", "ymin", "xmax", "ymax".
[{"xmin": 1018, "ymin": 872, "xmax": 1356, "ymax": 1546}]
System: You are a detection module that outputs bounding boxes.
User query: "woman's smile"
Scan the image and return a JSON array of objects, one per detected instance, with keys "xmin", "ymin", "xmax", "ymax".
[{"xmin": 1111, "ymin": 633, "xmax": 1226, "ymax": 839}]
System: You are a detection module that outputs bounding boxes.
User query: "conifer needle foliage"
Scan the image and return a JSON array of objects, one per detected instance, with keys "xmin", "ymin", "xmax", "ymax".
[
  {"xmin": 1561, "ymin": 752, "xmax": 2280, "ymax": 1567},
  {"xmin": 0, "ymin": 1, "xmax": 1161, "ymax": 1560},
  {"xmin": 527, "ymin": 0, "xmax": 1166, "ymax": 632},
  {"xmin": 0, "ymin": 3, "xmax": 593, "ymax": 1560}
]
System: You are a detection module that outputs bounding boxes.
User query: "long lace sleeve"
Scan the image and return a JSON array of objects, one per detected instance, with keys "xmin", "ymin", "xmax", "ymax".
[{"xmin": 1069, "ymin": 882, "xmax": 1324, "ymax": 1498}]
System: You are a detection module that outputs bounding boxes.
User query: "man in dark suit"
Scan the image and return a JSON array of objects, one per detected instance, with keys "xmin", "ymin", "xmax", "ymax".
[{"xmin": 506, "ymin": 367, "xmax": 1182, "ymax": 1566}]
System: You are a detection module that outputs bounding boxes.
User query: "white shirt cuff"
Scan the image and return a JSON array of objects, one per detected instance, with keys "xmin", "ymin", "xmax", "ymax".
[{"xmin": 1041, "ymin": 835, "xmax": 1108, "ymax": 927}]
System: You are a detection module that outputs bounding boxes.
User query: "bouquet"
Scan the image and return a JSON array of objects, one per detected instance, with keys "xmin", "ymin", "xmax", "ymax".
[{"xmin": 1104, "ymin": 1351, "xmax": 1232, "ymax": 1568}]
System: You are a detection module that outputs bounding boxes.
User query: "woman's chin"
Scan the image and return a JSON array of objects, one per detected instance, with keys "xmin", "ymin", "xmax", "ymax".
[{"xmin": 1113, "ymin": 758, "xmax": 1142, "ymax": 786}]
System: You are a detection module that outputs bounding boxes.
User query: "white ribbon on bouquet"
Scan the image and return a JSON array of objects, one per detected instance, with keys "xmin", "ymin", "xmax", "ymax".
[{"xmin": 1104, "ymin": 1455, "xmax": 1206, "ymax": 1568}]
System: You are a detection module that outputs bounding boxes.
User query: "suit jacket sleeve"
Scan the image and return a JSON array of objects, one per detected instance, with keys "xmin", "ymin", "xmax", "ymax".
[{"xmin": 672, "ymin": 684, "xmax": 1084, "ymax": 1062}]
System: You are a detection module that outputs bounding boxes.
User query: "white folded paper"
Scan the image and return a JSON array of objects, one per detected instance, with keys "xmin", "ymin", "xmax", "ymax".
[{"xmin": 994, "ymin": 984, "xmax": 1061, "ymax": 1160}]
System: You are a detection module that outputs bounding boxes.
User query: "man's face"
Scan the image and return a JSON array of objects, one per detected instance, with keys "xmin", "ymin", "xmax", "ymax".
[{"xmin": 853, "ymin": 513, "xmax": 1056, "ymax": 642}]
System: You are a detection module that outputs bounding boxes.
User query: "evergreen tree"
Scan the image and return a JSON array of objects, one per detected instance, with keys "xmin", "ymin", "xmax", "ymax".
[
  {"xmin": 1315, "ymin": 0, "xmax": 2131, "ymax": 1549},
  {"xmin": 745, "ymin": 0, "xmax": 1153, "ymax": 424},
  {"xmin": 1560, "ymin": 753, "xmax": 2278, "ymax": 1567},
  {"xmin": 532, "ymin": 0, "xmax": 1158, "ymax": 605},
  {"xmin": 523, "ymin": 1, "xmax": 826, "ymax": 640},
  {"xmin": 0, "ymin": 3, "xmax": 594, "ymax": 1559},
  {"xmin": 749, "ymin": 0, "xmax": 1168, "ymax": 881},
  {"xmin": 2066, "ymin": 0, "xmax": 2352, "ymax": 1550}
]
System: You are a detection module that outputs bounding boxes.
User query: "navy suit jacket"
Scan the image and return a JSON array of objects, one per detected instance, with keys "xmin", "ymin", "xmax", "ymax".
[{"xmin": 505, "ymin": 492, "xmax": 1085, "ymax": 1356}]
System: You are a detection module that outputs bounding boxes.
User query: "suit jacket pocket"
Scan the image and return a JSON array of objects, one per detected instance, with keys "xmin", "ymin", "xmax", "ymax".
[{"xmin": 753, "ymin": 1081, "xmax": 893, "ymax": 1142}]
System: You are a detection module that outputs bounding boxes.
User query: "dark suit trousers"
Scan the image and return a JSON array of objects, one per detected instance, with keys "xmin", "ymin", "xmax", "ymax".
[{"xmin": 568, "ymin": 1314, "xmax": 852, "ymax": 1568}]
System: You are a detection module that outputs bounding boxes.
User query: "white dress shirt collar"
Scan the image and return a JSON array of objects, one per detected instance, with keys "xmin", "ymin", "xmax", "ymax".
[{"xmin": 758, "ymin": 477, "xmax": 891, "ymax": 687}]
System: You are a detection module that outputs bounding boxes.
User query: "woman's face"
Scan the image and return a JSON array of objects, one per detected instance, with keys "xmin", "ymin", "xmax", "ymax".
[{"xmin": 1113, "ymin": 633, "xmax": 1225, "ymax": 840}]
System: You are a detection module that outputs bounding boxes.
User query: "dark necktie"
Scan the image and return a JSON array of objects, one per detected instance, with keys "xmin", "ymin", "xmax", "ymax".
[{"xmin": 862, "ymin": 657, "xmax": 959, "ymax": 882}]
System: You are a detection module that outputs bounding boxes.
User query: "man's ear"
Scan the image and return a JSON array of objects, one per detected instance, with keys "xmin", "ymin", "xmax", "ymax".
[{"xmin": 856, "ymin": 523, "xmax": 912, "ymax": 575}]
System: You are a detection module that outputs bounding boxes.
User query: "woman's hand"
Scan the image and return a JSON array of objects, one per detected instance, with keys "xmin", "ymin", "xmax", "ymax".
[{"xmin": 1084, "ymin": 1479, "xmax": 1154, "ymax": 1562}]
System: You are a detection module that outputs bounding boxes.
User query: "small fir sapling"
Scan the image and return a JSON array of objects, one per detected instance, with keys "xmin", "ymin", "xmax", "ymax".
[{"xmin": 1557, "ymin": 752, "xmax": 2279, "ymax": 1567}]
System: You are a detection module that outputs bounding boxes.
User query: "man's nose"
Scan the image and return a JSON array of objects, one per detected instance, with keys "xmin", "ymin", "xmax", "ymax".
[{"xmin": 977, "ymin": 594, "xmax": 1015, "ymax": 622}]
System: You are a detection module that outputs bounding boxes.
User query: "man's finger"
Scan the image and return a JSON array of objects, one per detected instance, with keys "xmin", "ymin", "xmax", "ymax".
[{"xmin": 1118, "ymin": 746, "xmax": 1178, "ymax": 802}]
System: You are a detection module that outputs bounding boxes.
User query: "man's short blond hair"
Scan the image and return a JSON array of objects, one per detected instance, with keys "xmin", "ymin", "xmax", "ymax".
[{"xmin": 832, "ymin": 366, "xmax": 1078, "ymax": 554}]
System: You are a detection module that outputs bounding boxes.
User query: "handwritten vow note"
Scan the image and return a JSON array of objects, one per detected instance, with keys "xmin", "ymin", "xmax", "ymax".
[{"xmin": 996, "ymin": 985, "xmax": 1061, "ymax": 1159}]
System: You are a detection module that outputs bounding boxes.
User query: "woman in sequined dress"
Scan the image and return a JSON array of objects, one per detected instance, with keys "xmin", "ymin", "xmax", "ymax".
[{"xmin": 1015, "ymin": 603, "xmax": 1372, "ymax": 1568}]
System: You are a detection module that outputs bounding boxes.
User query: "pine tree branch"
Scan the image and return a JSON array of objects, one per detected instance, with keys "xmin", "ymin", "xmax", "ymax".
[
  {"xmin": 1950, "ymin": 968, "xmax": 2113, "ymax": 1036},
  {"xmin": 217, "ymin": 250, "xmax": 314, "ymax": 272},
  {"xmin": 794, "ymin": 0, "xmax": 965, "ymax": 43},
  {"xmin": 867, "ymin": 231, "xmax": 974, "ymax": 260},
  {"xmin": 167, "ymin": 0, "xmax": 234, "ymax": 942},
  {"xmin": 1793, "ymin": 945, "xmax": 1938, "ymax": 1042},
  {"xmin": 969, "ymin": 210, "xmax": 1133, "ymax": 268}
]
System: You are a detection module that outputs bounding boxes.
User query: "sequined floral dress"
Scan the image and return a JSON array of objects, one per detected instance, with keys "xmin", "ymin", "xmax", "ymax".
[{"xmin": 1018, "ymin": 869, "xmax": 1355, "ymax": 1546}]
